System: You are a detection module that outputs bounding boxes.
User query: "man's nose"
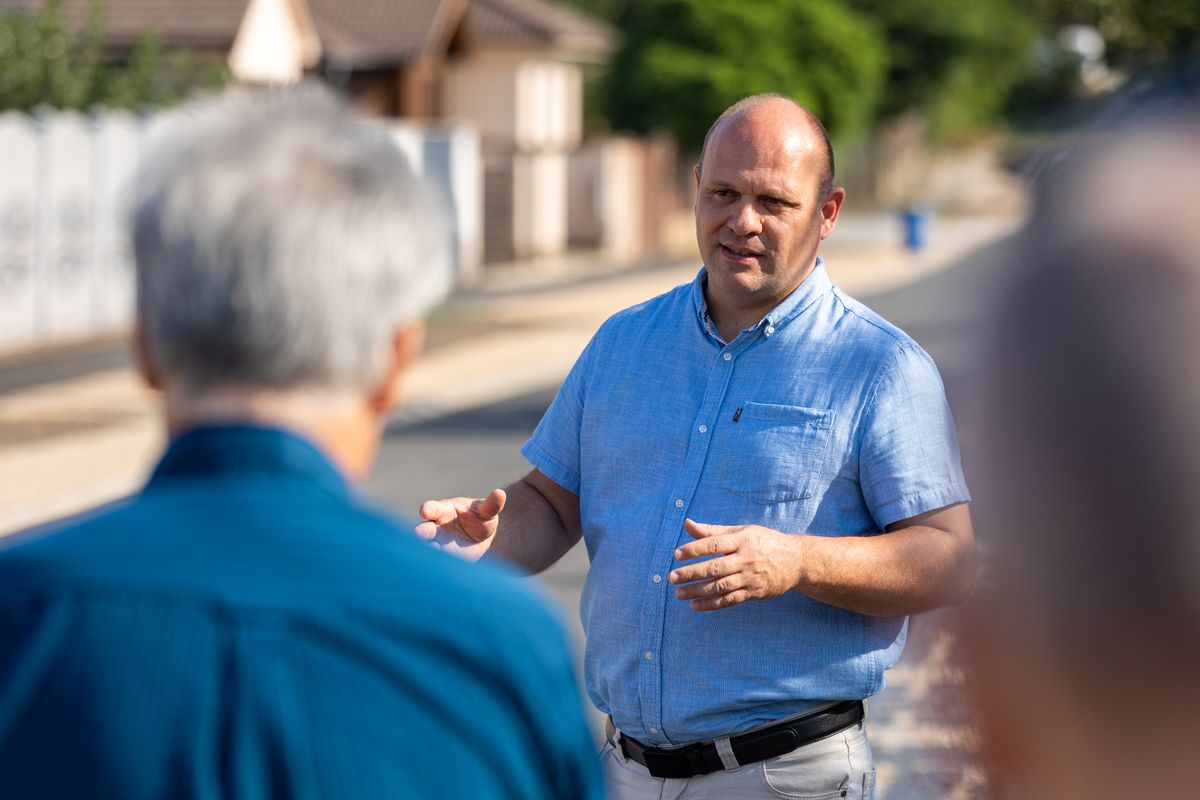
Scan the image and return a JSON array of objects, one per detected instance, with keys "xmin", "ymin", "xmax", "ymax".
[{"xmin": 727, "ymin": 200, "xmax": 762, "ymax": 236}]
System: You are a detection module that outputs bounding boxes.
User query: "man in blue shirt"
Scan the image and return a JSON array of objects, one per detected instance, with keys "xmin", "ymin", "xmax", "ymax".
[
  {"xmin": 0, "ymin": 87, "xmax": 603, "ymax": 800},
  {"xmin": 419, "ymin": 94, "xmax": 974, "ymax": 798}
]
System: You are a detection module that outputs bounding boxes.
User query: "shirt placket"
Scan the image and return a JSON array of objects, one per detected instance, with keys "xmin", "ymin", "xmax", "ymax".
[{"xmin": 635, "ymin": 334, "xmax": 750, "ymax": 743}]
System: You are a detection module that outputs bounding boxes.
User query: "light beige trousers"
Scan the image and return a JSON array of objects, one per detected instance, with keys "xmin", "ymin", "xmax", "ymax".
[{"xmin": 602, "ymin": 722, "xmax": 876, "ymax": 800}]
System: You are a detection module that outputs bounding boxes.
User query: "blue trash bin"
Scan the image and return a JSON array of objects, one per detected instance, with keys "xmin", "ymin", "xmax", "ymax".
[{"xmin": 902, "ymin": 207, "xmax": 930, "ymax": 252}]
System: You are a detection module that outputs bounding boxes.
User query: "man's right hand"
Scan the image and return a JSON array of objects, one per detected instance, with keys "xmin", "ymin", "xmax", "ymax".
[{"xmin": 414, "ymin": 488, "xmax": 506, "ymax": 562}]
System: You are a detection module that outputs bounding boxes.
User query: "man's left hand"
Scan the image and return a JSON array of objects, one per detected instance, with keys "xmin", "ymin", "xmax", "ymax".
[{"xmin": 669, "ymin": 519, "xmax": 804, "ymax": 611}]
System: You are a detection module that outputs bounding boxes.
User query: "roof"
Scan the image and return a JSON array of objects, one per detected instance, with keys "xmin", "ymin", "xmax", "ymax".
[
  {"xmin": 466, "ymin": 0, "xmax": 613, "ymax": 59},
  {"xmin": 306, "ymin": 0, "xmax": 467, "ymax": 66},
  {"xmin": 0, "ymin": 0, "xmax": 615, "ymax": 65}
]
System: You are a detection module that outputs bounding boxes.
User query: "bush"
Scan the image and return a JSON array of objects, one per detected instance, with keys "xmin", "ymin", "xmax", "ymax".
[
  {"xmin": 849, "ymin": 0, "xmax": 1037, "ymax": 141},
  {"xmin": 0, "ymin": 0, "xmax": 228, "ymax": 112},
  {"xmin": 599, "ymin": 0, "xmax": 887, "ymax": 154}
]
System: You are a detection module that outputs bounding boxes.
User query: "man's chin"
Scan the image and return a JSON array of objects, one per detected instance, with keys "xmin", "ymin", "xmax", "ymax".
[{"xmin": 708, "ymin": 262, "xmax": 766, "ymax": 295}]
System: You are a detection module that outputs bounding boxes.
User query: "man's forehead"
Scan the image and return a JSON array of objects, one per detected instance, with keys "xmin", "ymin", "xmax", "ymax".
[
  {"xmin": 704, "ymin": 108, "xmax": 817, "ymax": 166},
  {"xmin": 702, "ymin": 124, "xmax": 817, "ymax": 186}
]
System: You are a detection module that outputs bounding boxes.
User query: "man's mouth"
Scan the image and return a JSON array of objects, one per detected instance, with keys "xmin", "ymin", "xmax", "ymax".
[{"xmin": 720, "ymin": 244, "xmax": 762, "ymax": 259}]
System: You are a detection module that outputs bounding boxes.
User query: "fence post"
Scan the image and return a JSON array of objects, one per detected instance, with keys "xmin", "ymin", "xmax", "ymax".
[{"xmin": 0, "ymin": 113, "xmax": 40, "ymax": 354}]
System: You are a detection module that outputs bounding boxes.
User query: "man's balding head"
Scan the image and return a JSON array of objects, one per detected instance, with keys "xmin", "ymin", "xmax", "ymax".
[
  {"xmin": 692, "ymin": 92, "xmax": 846, "ymax": 337},
  {"xmin": 699, "ymin": 94, "xmax": 836, "ymax": 199}
]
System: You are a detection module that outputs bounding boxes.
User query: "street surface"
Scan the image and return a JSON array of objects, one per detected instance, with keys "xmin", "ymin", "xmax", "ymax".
[{"xmin": 0, "ymin": 212, "xmax": 1021, "ymax": 798}]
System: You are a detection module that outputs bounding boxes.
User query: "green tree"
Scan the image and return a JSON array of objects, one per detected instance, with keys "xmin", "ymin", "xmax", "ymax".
[
  {"xmin": 598, "ymin": 0, "xmax": 887, "ymax": 155},
  {"xmin": 849, "ymin": 0, "xmax": 1037, "ymax": 140},
  {"xmin": 0, "ymin": 0, "xmax": 228, "ymax": 112}
]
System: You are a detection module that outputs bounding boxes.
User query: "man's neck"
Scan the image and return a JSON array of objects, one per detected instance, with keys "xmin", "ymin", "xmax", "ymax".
[
  {"xmin": 707, "ymin": 302, "xmax": 766, "ymax": 344},
  {"xmin": 704, "ymin": 260, "xmax": 819, "ymax": 343},
  {"xmin": 162, "ymin": 389, "xmax": 379, "ymax": 482}
]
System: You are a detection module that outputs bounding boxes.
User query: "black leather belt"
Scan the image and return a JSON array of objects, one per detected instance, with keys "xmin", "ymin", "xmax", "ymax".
[{"xmin": 616, "ymin": 700, "xmax": 864, "ymax": 779}]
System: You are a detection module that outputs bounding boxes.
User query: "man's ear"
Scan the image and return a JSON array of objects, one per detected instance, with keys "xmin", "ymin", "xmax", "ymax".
[
  {"xmin": 132, "ymin": 321, "xmax": 163, "ymax": 391},
  {"xmin": 369, "ymin": 322, "xmax": 425, "ymax": 415},
  {"xmin": 818, "ymin": 187, "xmax": 846, "ymax": 241}
]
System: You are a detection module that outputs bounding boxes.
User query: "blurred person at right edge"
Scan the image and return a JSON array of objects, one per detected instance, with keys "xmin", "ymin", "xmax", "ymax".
[{"xmin": 962, "ymin": 63, "xmax": 1200, "ymax": 799}]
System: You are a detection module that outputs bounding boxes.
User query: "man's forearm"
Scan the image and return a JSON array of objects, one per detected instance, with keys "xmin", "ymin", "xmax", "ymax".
[
  {"xmin": 485, "ymin": 474, "xmax": 581, "ymax": 574},
  {"xmin": 794, "ymin": 524, "xmax": 976, "ymax": 617}
]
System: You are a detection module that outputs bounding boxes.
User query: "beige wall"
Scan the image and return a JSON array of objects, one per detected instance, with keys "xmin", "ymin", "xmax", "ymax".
[
  {"xmin": 443, "ymin": 51, "xmax": 582, "ymax": 152},
  {"xmin": 441, "ymin": 52, "xmax": 521, "ymax": 146},
  {"xmin": 445, "ymin": 50, "xmax": 585, "ymax": 261}
]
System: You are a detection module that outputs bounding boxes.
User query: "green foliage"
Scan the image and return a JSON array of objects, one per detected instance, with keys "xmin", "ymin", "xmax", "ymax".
[
  {"xmin": 0, "ymin": 0, "xmax": 229, "ymax": 113},
  {"xmin": 849, "ymin": 0, "xmax": 1037, "ymax": 140},
  {"xmin": 563, "ymin": 0, "xmax": 1199, "ymax": 145},
  {"xmin": 598, "ymin": 0, "xmax": 887, "ymax": 155}
]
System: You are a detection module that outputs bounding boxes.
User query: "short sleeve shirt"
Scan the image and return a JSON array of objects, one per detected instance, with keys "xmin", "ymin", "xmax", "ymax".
[{"xmin": 521, "ymin": 260, "xmax": 970, "ymax": 745}]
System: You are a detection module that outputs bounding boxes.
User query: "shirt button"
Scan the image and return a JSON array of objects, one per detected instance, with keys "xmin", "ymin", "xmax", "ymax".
[
  {"xmin": 649, "ymin": 727, "xmax": 659, "ymax": 735},
  {"xmin": 674, "ymin": 499, "xmax": 684, "ymax": 509},
  {"xmin": 698, "ymin": 424, "xmax": 707, "ymax": 433},
  {"xmin": 766, "ymin": 325, "xmax": 776, "ymax": 335},
  {"xmin": 723, "ymin": 352, "xmax": 732, "ymax": 361},
  {"xmin": 644, "ymin": 651, "xmax": 655, "ymax": 661},
  {"xmin": 652, "ymin": 574, "xmax": 662, "ymax": 584}
]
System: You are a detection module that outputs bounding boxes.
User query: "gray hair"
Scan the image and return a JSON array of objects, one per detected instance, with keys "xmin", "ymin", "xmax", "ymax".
[{"xmin": 131, "ymin": 85, "xmax": 451, "ymax": 398}]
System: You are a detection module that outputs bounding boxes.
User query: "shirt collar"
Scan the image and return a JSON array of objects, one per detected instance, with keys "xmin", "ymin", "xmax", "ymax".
[
  {"xmin": 691, "ymin": 257, "xmax": 833, "ymax": 340},
  {"xmin": 147, "ymin": 424, "xmax": 350, "ymax": 500}
]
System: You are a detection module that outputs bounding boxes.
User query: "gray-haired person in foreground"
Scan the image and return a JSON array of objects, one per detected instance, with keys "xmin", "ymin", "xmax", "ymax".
[{"xmin": 0, "ymin": 86, "xmax": 604, "ymax": 800}]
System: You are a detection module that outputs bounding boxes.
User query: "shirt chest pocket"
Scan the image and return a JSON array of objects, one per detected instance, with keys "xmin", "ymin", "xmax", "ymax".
[{"xmin": 716, "ymin": 402, "xmax": 834, "ymax": 504}]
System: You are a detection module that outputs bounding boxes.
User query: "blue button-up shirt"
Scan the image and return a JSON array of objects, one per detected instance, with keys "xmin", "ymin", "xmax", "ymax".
[{"xmin": 522, "ymin": 260, "xmax": 969, "ymax": 745}]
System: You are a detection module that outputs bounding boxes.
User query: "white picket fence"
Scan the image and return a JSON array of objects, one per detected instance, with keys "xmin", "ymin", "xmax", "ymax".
[{"xmin": 0, "ymin": 110, "xmax": 481, "ymax": 357}]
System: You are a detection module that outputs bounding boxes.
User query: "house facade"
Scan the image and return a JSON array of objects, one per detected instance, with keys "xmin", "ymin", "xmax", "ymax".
[{"xmin": 2, "ymin": 0, "xmax": 615, "ymax": 264}]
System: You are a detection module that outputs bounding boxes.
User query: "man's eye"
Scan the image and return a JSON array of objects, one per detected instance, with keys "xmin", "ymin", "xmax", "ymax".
[
  {"xmin": 712, "ymin": 189, "xmax": 735, "ymax": 199},
  {"xmin": 763, "ymin": 197, "xmax": 784, "ymax": 207}
]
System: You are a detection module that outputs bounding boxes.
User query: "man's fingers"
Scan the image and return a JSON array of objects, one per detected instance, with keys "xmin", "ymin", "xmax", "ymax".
[
  {"xmin": 470, "ymin": 488, "xmax": 507, "ymax": 520},
  {"xmin": 668, "ymin": 554, "xmax": 737, "ymax": 585},
  {"xmin": 416, "ymin": 495, "xmax": 499, "ymax": 543},
  {"xmin": 420, "ymin": 493, "xmax": 504, "ymax": 527},
  {"xmin": 689, "ymin": 590, "xmax": 752, "ymax": 612},
  {"xmin": 683, "ymin": 519, "xmax": 726, "ymax": 539},
  {"xmin": 419, "ymin": 498, "xmax": 472, "ymax": 526},
  {"xmin": 418, "ymin": 499, "xmax": 449, "ymax": 523},
  {"xmin": 674, "ymin": 534, "xmax": 737, "ymax": 562},
  {"xmin": 673, "ymin": 574, "xmax": 745, "ymax": 600}
]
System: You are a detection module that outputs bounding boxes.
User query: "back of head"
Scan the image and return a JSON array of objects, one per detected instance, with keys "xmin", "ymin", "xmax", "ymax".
[{"xmin": 132, "ymin": 85, "xmax": 451, "ymax": 405}]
